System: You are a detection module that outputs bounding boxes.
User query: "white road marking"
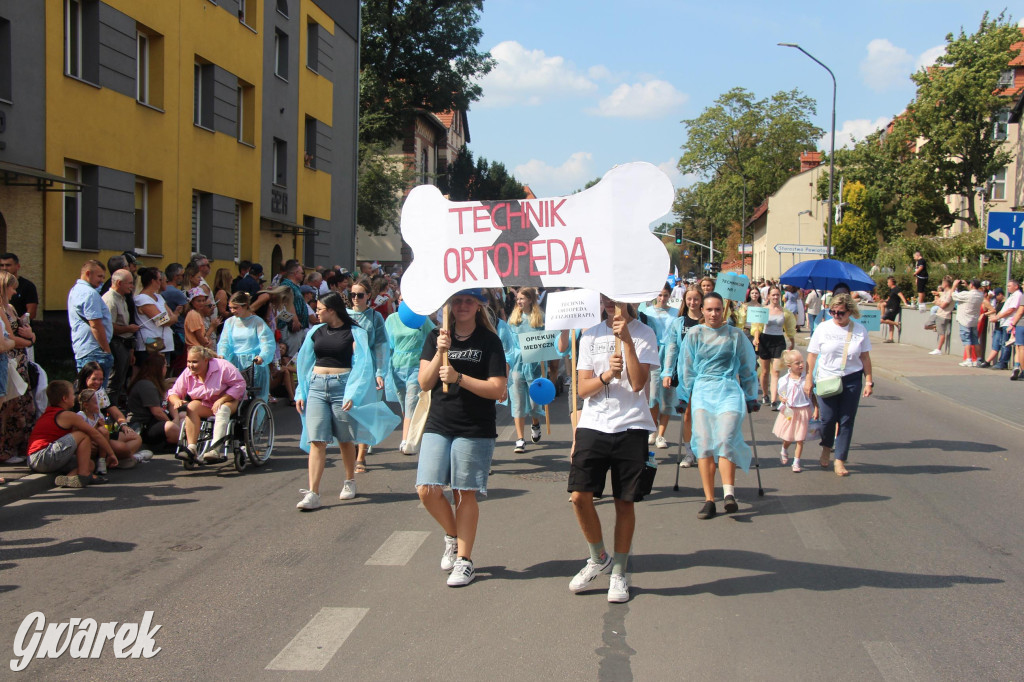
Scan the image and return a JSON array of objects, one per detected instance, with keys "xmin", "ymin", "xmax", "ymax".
[
  {"xmin": 863, "ymin": 641, "xmax": 919, "ymax": 681},
  {"xmin": 365, "ymin": 530, "xmax": 431, "ymax": 565},
  {"xmin": 266, "ymin": 607, "xmax": 369, "ymax": 671},
  {"xmin": 778, "ymin": 498, "xmax": 845, "ymax": 551}
]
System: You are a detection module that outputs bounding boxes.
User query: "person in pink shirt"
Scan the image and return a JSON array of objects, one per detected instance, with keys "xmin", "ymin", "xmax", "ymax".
[{"xmin": 167, "ymin": 345, "xmax": 247, "ymax": 464}]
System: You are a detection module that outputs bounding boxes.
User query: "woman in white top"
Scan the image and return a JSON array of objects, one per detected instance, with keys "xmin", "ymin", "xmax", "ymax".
[
  {"xmin": 804, "ymin": 293, "xmax": 873, "ymax": 477},
  {"xmin": 135, "ymin": 267, "xmax": 179, "ymax": 364},
  {"xmin": 804, "ymin": 289, "xmax": 822, "ymax": 333}
]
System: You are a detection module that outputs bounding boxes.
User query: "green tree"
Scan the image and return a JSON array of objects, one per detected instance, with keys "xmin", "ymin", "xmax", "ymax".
[
  {"xmin": 832, "ymin": 181, "xmax": 877, "ymax": 264},
  {"xmin": 676, "ymin": 87, "xmax": 823, "ymax": 245},
  {"xmin": 356, "ymin": 139, "xmax": 413, "ymax": 236},
  {"xmin": 907, "ymin": 11, "xmax": 1019, "ymax": 231}
]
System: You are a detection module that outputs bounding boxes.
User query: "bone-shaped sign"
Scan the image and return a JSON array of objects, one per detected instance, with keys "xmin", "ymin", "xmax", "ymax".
[{"xmin": 399, "ymin": 162, "xmax": 674, "ymax": 314}]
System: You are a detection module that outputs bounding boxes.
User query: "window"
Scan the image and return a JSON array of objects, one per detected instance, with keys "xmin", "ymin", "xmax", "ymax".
[
  {"xmin": 998, "ymin": 69, "xmax": 1015, "ymax": 88},
  {"xmin": 236, "ymin": 79, "xmax": 254, "ymax": 144},
  {"xmin": 65, "ymin": 0, "xmax": 82, "ymax": 78},
  {"xmin": 274, "ymin": 30, "xmax": 289, "ymax": 80},
  {"xmin": 276, "ymin": 0, "xmax": 289, "ymax": 17},
  {"xmin": 273, "ymin": 138, "xmax": 287, "ymax": 187},
  {"xmin": 421, "ymin": 149, "xmax": 429, "ymax": 184},
  {"xmin": 64, "ymin": 163, "xmax": 82, "ymax": 248},
  {"xmin": 304, "ymin": 117, "xmax": 316, "ymax": 168},
  {"xmin": 237, "ymin": 0, "xmax": 248, "ymax": 24},
  {"xmin": 990, "ymin": 168, "xmax": 1007, "ymax": 201},
  {"xmin": 236, "ymin": 85, "xmax": 243, "ymax": 141},
  {"xmin": 136, "ymin": 32, "xmax": 149, "ymax": 103},
  {"xmin": 133, "ymin": 180, "xmax": 148, "ymax": 253},
  {"xmin": 307, "ymin": 21, "xmax": 319, "ymax": 72},
  {"xmin": 994, "ymin": 109, "xmax": 1010, "ymax": 141},
  {"xmin": 193, "ymin": 60, "xmax": 213, "ymax": 128},
  {"xmin": 0, "ymin": 18, "xmax": 11, "ymax": 102}
]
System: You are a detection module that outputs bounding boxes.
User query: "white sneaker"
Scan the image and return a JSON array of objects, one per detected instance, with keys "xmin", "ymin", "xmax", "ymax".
[
  {"xmin": 135, "ymin": 449, "xmax": 154, "ymax": 462},
  {"xmin": 655, "ymin": 435, "xmax": 668, "ymax": 449},
  {"xmin": 531, "ymin": 424, "xmax": 541, "ymax": 443},
  {"xmin": 446, "ymin": 558, "xmax": 475, "ymax": 587},
  {"xmin": 514, "ymin": 439, "xmax": 526, "ymax": 453},
  {"xmin": 399, "ymin": 440, "xmax": 408, "ymax": 454},
  {"xmin": 958, "ymin": 360, "xmax": 972, "ymax": 366},
  {"xmin": 296, "ymin": 489, "xmax": 321, "ymax": 510},
  {"xmin": 648, "ymin": 432, "xmax": 656, "ymax": 445},
  {"xmin": 339, "ymin": 479, "xmax": 356, "ymax": 500},
  {"xmin": 607, "ymin": 573, "xmax": 631, "ymax": 603},
  {"xmin": 441, "ymin": 535, "xmax": 458, "ymax": 571},
  {"xmin": 679, "ymin": 451, "xmax": 696, "ymax": 468},
  {"xmin": 569, "ymin": 553, "xmax": 612, "ymax": 593},
  {"xmin": 5, "ymin": 455, "xmax": 26, "ymax": 465},
  {"xmin": 929, "ymin": 349, "xmax": 942, "ymax": 355}
]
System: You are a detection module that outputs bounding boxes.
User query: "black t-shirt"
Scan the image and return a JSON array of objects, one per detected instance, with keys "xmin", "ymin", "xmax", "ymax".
[
  {"xmin": 312, "ymin": 325, "xmax": 354, "ymax": 368},
  {"xmin": 127, "ymin": 379, "xmax": 164, "ymax": 427},
  {"xmin": 885, "ymin": 286, "xmax": 901, "ymax": 311},
  {"xmin": 11, "ymin": 277, "xmax": 38, "ymax": 318},
  {"xmin": 420, "ymin": 326, "xmax": 506, "ymax": 438},
  {"xmin": 915, "ymin": 258, "xmax": 928, "ymax": 281}
]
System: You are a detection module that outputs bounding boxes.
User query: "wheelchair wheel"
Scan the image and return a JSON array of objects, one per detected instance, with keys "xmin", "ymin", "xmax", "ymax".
[
  {"xmin": 242, "ymin": 399, "xmax": 274, "ymax": 466},
  {"xmin": 233, "ymin": 442, "xmax": 248, "ymax": 473}
]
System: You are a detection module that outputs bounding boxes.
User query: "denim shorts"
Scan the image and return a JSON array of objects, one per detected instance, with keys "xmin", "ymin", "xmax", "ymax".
[
  {"xmin": 958, "ymin": 325, "xmax": 979, "ymax": 346},
  {"xmin": 305, "ymin": 373, "xmax": 356, "ymax": 444},
  {"xmin": 29, "ymin": 434, "xmax": 78, "ymax": 473},
  {"xmin": 416, "ymin": 432, "xmax": 495, "ymax": 494},
  {"xmin": 392, "ymin": 365, "xmax": 421, "ymax": 416},
  {"xmin": 1016, "ymin": 326, "xmax": 1024, "ymax": 346}
]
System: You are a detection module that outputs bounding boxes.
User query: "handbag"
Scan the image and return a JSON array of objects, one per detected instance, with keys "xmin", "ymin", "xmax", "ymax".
[
  {"xmin": 404, "ymin": 388, "xmax": 431, "ymax": 454},
  {"xmin": 814, "ymin": 328, "xmax": 852, "ymax": 398},
  {"xmin": 144, "ymin": 336, "xmax": 166, "ymax": 352},
  {"xmin": 2, "ymin": 360, "xmax": 28, "ymax": 403}
]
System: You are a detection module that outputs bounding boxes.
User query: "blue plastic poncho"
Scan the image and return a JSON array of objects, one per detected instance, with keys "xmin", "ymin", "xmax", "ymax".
[
  {"xmin": 294, "ymin": 324, "xmax": 401, "ymax": 451},
  {"xmin": 217, "ymin": 314, "xmax": 276, "ymax": 401},
  {"xmin": 643, "ymin": 306, "xmax": 676, "ymax": 411},
  {"xmin": 383, "ymin": 312, "xmax": 434, "ymax": 404},
  {"xmin": 508, "ymin": 315, "xmax": 545, "ymax": 419},
  {"xmin": 678, "ymin": 324, "xmax": 758, "ymax": 471},
  {"xmin": 347, "ymin": 308, "xmax": 390, "ymax": 380}
]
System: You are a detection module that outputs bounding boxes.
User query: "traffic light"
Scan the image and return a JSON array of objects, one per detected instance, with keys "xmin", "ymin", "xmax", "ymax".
[
  {"xmin": 708, "ymin": 262, "xmax": 721, "ymax": 274},
  {"xmin": 674, "ymin": 227, "xmax": 683, "ymax": 245}
]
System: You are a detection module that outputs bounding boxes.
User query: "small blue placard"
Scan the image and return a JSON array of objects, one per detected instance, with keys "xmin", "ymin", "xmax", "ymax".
[
  {"xmin": 714, "ymin": 272, "xmax": 749, "ymax": 302},
  {"xmin": 746, "ymin": 306, "xmax": 768, "ymax": 325},
  {"xmin": 859, "ymin": 308, "xmax": 881, "ymax": 332}
]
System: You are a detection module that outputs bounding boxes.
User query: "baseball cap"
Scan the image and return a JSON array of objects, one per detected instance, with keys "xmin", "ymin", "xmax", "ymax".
[
  {"xmin": 299, "ymin": 285, "xmax": 317, "ymax": 295},
  {"xmin": 249, "ymin": 263, "xmax": 264, "ymax": 277},
  {"xmin": 994, "ymin": 287, "xmax": 1005, "ymax": 296},
  {"xmin": 186, "ymin": 287, "xmax": 208, "ymax": 301},
  {"xmin": 454, "ymin": 288, "xmax": 488, "ymax": 303}
]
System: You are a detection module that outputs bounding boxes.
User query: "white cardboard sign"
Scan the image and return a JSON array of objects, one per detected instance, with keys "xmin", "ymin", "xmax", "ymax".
[
  {"xmin": 518, "ymin": 330, "xmax": 563, "ymax": 364},
  {"xmin": 399, "ymin": 162, "xmax": 674, "ymax": 314},
  {"xmin": 544, "ymin": 288, "xmax": 602, "ymax": 331}
]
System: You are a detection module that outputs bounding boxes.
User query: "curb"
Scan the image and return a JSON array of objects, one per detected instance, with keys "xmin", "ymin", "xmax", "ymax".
[{"xmin": 0, "ymin": 473, "xmax": 54, "ymax": 507}]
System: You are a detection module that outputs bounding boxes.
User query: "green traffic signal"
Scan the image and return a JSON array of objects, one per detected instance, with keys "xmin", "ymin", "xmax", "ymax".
[{"xmin": 674, "ymin": 227, "xmax": 682, "ymax": 245}]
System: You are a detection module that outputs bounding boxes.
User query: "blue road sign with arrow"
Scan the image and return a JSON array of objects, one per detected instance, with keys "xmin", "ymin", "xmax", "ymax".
[{"xmin": 986, "ymin": 212, "xmax": 1024, "ymax": 250}]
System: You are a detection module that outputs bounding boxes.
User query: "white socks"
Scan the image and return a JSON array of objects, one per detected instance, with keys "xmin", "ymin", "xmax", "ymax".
[
  {"xmin": 211, "ymin": 405, "xmax": 231, "ymax": 445},
  {"xmin": 722, "ymin": 484, "xmax": 735, "ymax": 498}
]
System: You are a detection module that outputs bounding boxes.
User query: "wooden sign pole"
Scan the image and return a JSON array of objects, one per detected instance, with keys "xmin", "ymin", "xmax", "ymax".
[{"xmin": 442, "ymin": 305, "xmax": 450, "ymax": 393}]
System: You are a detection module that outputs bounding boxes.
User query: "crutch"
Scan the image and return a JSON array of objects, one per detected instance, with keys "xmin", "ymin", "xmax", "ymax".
[
  {"xmin": 673, "ymin": 410, "xmax": 686, "ymax": 491},
  {"xmin": 746, "ymin": 410, "xmax": 764, "ymax": 497}
]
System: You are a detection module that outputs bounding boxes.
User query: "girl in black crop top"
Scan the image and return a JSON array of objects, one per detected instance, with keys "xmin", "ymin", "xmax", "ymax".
[{"xmin": 312, "ymin": 325, "xmax": 354, "ymax": 368}]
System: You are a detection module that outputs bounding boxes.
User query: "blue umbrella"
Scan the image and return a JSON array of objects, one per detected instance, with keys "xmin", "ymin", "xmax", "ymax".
[{"xmin": 778, "ymin": 259, "xmax": 875, "ymax": 292}]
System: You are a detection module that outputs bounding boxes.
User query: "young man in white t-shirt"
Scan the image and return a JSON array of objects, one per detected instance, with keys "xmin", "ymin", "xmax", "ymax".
[{"xmin": 567, "ymin": 296, "xmax": 660, "ymax": 603}]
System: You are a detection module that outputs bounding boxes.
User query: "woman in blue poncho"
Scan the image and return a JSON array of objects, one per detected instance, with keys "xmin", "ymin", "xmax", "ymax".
[
  {"xmin": 507, "ymin": 287, "xmax": 545, "ymax": 454},
  {"xmin": 293, "ymin": 292, "xmax": 400, "ymax": 511},
  {"xmin": 348, "ymin": 277, "xmax": 390, "ymax": 472},
  {"xmin": 678, "ymin": 292, "xmax": 759, "ymax": 520},
  {"xmin": 643, "ymin": 283, "xmax": 676, "ymax": 449},
  {"xmin": 217, "ymin": 292, "xmax": 276, "ymax": 401},
  {"xmin": 384, "ymin": 288, "xmax": 435, "ymax": 454}
]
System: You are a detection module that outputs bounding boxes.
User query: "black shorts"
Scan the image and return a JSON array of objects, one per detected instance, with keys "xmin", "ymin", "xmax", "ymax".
[
  {"xmin": 882, "ymin": 308, "xmax": 899, "ymax": 322},
  {"xmin": 756, "ymin": 333, "xmax": 787, "ymax": 360},
  {"xmin": 568, "ymin": 428, "xmax": 648, "ymax": 501},
  {"xmin": 916, "ymin": 278, "xmax": 929, "ymax": 294}
]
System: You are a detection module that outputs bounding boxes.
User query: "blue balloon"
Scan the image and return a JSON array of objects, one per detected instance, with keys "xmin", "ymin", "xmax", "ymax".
[
  {"xmin": 398, "ymin": 301, "xmax": 426, "ymax": 329},
  {"xmin": 529, "ymin": 377, "xmax": 556, "ymax": 406}
]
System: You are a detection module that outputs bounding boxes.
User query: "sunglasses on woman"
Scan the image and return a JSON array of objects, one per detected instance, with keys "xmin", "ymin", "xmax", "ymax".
[
  {"xmin": 829, "ymin": 309, "xmax": 848, "ymax": 317},
  {"xmin": 351, "ymin": 292, "xmax": 366, "ymax": 299}
]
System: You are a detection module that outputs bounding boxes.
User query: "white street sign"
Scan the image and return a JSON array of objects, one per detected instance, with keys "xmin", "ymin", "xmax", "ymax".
[{"xmin": 773, "ymin": 244, "xmax": 832, "ymax": 255}]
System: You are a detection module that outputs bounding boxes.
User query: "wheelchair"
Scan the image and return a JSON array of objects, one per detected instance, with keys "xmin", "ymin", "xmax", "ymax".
[{"xmin": 174, "ymin": 364, "xmax": 275, "ymax": 472}]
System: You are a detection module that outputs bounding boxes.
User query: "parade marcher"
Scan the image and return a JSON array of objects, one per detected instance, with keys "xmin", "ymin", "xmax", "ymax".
[
  {"xmin": 773, "ymin": 350, "xmax": 816, "ymax": 473},
  {"xmin": 662, "ymin": 286, "xmax": 704, "ymax": 467},
  {"xmin": 294, "ymin": 292, "xmax": 388, "ymax": 509},
  {"xmin": 805, "ymin": 293, "xmax": 873, "ymax": 477},
  {"xmin": 644, "ymin": 284, "xmax": 676, "ymax": 449},
  {"xmin": 678, "ymin": 292, "xmax": 759, "ymax": 520},
  {"xmin": 167, "ymin": 346, "xmax": 246, "ymax": 465},
  {"xmin": 568, "ymin": 295, "xmax": 659, "ymax": 603},
  {"xmin": 417, "ymin": 289, "xmax": 507, "ymax": 587},
  {"xmin": 218, "ymin": 292, "xmax": 276, "ymax": 401},
  {"xmin": 507, "ymin": 287, "xmax": 546, "ymax": 453},
  {"xmin": 348, "ymin": 277, "xmax": 389, "ymax": 471},
  {"xmin": 384, "ymin": 288, "xmax": 435, "ymax": 454},
  {"xmin": 750, "ymin": 286, "xmax": 796, "ymax": 409}
]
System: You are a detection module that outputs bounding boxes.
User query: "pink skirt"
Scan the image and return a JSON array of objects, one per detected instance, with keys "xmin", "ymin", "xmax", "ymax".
[{"xmin": 772, "ymin": 404, "xmax": 812, "ymax": 442}]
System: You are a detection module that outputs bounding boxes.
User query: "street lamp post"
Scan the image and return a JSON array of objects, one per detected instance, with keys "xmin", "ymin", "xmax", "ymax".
[
  {"xmin": 779, "ymin": 43, "xmax": 836, "ymax": 260},
  {"xmin": 796, "ymin": 209, "xmax": 811, "ymax": 266}
]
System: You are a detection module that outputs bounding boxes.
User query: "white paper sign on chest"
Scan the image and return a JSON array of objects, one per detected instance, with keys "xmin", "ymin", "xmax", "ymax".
[{"xmin": 399, "ymin": 162, "xmax": 674, "ymax": 314}]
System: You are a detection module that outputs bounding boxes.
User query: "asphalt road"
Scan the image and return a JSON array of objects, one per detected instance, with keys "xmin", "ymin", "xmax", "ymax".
[{"xmin": 1, "ymin": 376, "xmax": 1022, "ymax": 681}]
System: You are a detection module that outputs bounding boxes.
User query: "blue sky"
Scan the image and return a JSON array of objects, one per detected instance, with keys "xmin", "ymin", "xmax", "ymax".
[{"xmin": 466, "ymin": 1, "xmax": 1014, "ymax": 201}]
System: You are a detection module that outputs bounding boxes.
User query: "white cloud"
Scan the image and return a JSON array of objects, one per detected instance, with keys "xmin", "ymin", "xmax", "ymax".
[
  {"xmin": 656, "ymin": 159, "xmax": 694, "ymax": 189},
  {"xmin": 514, "ymin": 152, "xmax": 594, "ymax": 196},
  {"xmin": 860, "ymin": 39, "xmax": 914, "ymax": 92},
  {"xmin": 915, "ymin": 44, "xmax": 945, "ymax": 71},
  {"xmin": 590, "ymin": 80, "xmax": 688, "ymax": 119},
  {"xmin": 588, "ymin": 65, "xmax": 613, "ymax": 81},
  {"xmin": 477, "ymin": 41, "xmax": 598, "ymax": 108},
  {"xmin": 820, "ymin": 117, "xmax": 891, "ymax": 150}
]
